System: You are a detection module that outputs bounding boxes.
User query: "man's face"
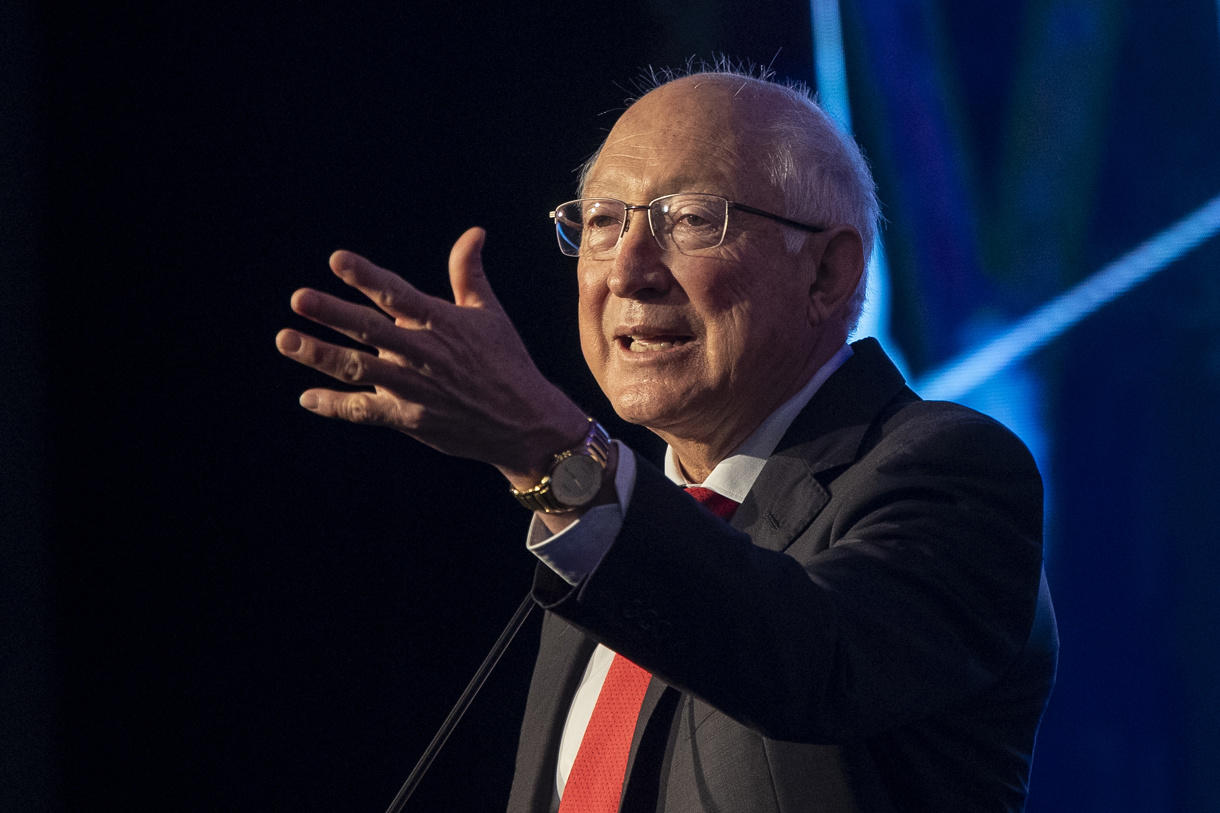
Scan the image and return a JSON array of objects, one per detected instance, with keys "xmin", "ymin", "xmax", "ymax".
[{"xmin": 577, "ymin": 77, "xmax": 827, "ymax": 452}]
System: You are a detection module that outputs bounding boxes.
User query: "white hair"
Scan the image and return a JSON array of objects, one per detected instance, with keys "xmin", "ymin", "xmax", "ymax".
[{"xmin": 577, "ymin": 58, "xmax": 881, "ymax": 333}]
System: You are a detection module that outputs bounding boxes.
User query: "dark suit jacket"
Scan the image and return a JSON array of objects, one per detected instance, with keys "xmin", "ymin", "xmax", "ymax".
[{"xmin": 507, "ymin": 339, "xmax": 1058, "ymax": 813}]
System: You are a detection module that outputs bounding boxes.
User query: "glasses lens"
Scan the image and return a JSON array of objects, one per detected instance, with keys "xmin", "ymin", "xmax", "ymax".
[
  {"xmin": 651, "ymin": 194, "xmax": 729, "ymax": 253},
  {"xmin": 554, "ymin": 199, "xmax": 626, "ymax": 257}
]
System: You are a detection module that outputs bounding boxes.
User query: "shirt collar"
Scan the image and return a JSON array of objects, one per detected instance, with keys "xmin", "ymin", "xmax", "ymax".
[{"xmin": 664, "ymin": 343, "xmax": 853, "ymax": 502}]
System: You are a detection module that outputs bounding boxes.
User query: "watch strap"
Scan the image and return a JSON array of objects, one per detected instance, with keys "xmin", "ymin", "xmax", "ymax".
[{"xmin": 511, "ymin": 419, "xmax": 610, "ymax": 513}]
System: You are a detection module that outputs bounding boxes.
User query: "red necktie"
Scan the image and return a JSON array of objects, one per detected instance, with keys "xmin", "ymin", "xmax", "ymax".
[
  {"xmin": 683, "ymin": 486, "xmax": 740, "ymax": 521},
  {"xmin": 558, "ymin": 487, "xmax": 738, "ymax": 812}
]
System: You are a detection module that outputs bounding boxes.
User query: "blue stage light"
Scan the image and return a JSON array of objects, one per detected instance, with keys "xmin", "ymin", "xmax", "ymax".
[
  {"xmin": 811, "ymin": 0, "xmax": 904, "ymax": 369},
  {"xmin": 916, "ymin": 192, "xmax": 1220, "ymax": 400}
]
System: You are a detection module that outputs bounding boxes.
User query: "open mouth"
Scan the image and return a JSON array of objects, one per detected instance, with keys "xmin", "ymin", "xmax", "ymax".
[{"xmin": 620, "ymin": 334, "xmax": 693, "ymax": 352}]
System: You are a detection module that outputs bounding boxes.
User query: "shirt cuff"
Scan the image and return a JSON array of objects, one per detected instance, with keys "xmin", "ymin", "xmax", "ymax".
[{"xmin": 526, "ymin": 440, "xmax": 637, "ymax": 585}]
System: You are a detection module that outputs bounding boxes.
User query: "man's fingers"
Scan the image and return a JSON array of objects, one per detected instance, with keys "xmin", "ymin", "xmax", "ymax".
[
  {"xmin": 289, "ymin": 288, "xmax": 412, "ymax": 352},
  {"xmin": 329, "ymin": 249, "xmax": 434, "ymax": 328},
  {"xmin": 448, "ymin": 227, "xmax": 505, "ymax": 314},
  {"xmin": 276, "ymin": 328, "xmax": 431, "ymax": 390},
  {"xmin": 297, "ymin": 388, "xmax": 423, "ymax": 428},
  {"xmin": 277, "ymin": 328, "xmax": 436, "ymax": 430},
  {"xmin": 279, "ymin": 235, "xmax": 547, "ymax": 459}
]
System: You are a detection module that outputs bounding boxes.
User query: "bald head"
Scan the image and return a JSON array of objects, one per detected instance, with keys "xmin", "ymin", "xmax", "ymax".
[
  {"xmin": 602, "ymin": 74, "xmax": 779, "ymax": 168},
  {"xmin": 581, "ymin": 71, "xmax": 879, "ymax": 332}
]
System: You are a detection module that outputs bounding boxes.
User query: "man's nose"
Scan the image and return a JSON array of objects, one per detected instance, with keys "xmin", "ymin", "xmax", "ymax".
[{"xmin": 607, "ymin": 209, "xmax": 673, "ymax": 298}]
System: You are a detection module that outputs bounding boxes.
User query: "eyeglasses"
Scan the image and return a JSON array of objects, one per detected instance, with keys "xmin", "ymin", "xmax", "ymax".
[{"xmin": 548, "ymin": 193, "xmax": 825, "ymax": 258}]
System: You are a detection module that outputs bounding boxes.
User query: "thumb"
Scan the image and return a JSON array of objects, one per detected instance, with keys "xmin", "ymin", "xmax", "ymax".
[{"xmin": 449, "ymin": 227, "xmax": 504, "ymax": 313}]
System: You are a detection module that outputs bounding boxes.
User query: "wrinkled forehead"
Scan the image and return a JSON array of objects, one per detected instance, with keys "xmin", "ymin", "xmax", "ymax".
[{"xmin": 584, "ymin": 76, "xmax": 781, "ymax": 204}]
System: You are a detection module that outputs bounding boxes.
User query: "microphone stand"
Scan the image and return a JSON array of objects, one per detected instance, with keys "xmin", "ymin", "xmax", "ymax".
[{"xmin": 383, "ymin": 591, "xmax": 536, "ymax": 813}]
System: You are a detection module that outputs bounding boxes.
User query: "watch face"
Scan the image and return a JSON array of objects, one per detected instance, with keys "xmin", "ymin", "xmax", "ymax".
[{"xmin": 551, "ymin": 454, "xmax": 604, "ymax": 506}]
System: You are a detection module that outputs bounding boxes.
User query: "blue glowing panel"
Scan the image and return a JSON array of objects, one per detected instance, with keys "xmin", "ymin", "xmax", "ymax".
[
  {"xmin": 916, "ymin": 192, "xmax": 1220, "ymax": 401},
  {"xmin": 810, "ymin": 0, "xmax": 903, "ymax": 369}
]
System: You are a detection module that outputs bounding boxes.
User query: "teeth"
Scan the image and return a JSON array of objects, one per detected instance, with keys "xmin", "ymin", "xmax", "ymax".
[{"xmin": 627, "ymin": 336, "xmax": 686, "ymax": 352}]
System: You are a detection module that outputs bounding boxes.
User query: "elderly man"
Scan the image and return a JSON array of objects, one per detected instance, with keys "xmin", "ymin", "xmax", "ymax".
[{"xmin": 277, "ymin": 70, "xmax": 1057, "ymax": 812}]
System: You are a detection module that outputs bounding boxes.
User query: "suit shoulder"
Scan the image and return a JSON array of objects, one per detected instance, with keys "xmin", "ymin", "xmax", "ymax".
[
  {"xmin": 852, "ymin": 398, "xmax": 1044, "ymax": 498},
  {"xmin": 882, "ymin": 398, "xmax": 1034, "ymax": 456}
]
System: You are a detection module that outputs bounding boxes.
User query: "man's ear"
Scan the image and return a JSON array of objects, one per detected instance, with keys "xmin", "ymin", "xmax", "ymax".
[{"xmin": 805, "ymin": 225, "xmax": 865, "ymax": 326}]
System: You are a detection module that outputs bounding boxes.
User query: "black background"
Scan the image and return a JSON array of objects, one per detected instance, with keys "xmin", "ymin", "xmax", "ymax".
[{"xmin": 6, "ymin": 1, "xmax": 1220, "ymax": 810}]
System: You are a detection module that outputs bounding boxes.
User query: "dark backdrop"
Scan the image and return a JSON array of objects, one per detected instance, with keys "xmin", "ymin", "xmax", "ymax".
[{"xmin": 5, "ymin": 1, "xmax": 1219, "ymax": 811}]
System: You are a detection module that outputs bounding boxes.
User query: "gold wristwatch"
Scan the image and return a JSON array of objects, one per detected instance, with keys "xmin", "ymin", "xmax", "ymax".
[{"xmin": 510, "ymin": 419, "xmax": 611, "ymax": 513}]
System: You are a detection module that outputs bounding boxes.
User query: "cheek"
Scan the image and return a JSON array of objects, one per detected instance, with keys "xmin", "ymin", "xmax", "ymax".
[
  {"xmin": 696, "ymin": 270, "xmax": 812, "ymax": 370},
  {"xmin": 576, "ymin": 287, "xmax": 610, "ymax": 372},
  {"xmin": 698, "ymin": 243, "xmax": 782, "ymax": 308},
  {"xmin": 701, "ymin": 274, "xmax": 752, "ymax": 316},
  {"xmin": 576, "ymin": 263, "xmax": 607, "ymax": 321},
  {"xmin": 578, "ymin": 316, "xmax": 602, "ymax": 370},
  {"xmin": 688, "ymin": 256, "xmax": 775, "ymax": 352}
]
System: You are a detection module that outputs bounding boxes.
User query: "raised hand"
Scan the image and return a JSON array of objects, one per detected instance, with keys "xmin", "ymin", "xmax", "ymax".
[{"xmin": 276, "ymin": 227, "xmax": 590, "ymax": 484}]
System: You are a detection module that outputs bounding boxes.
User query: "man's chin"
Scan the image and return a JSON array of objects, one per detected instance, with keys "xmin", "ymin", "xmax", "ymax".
[{"xmin": 610, "ymin": 388, "xmax": 711, "ymax": 435}]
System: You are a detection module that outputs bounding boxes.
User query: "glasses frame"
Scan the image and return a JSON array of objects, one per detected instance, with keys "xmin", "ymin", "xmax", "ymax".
[{"xmin": 548, "ymin": 193, "xmax": 826, "ymax": 258}]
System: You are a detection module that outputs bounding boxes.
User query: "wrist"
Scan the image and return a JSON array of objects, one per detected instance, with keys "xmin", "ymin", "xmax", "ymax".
[{"xmin": 509, "ymin": 418, "xmax": 611, "ymax": 514}]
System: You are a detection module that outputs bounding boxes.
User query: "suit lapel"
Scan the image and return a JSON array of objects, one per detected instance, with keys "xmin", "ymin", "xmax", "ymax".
[{"xmin": 735, "ymin": 338, "xmax": 910, "ymax": 554}]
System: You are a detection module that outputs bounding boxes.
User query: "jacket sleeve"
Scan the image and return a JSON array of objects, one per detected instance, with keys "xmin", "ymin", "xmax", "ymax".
[{"xmin": 531, "ymin": 403, "xmax": 1049, "ymax": 744}]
